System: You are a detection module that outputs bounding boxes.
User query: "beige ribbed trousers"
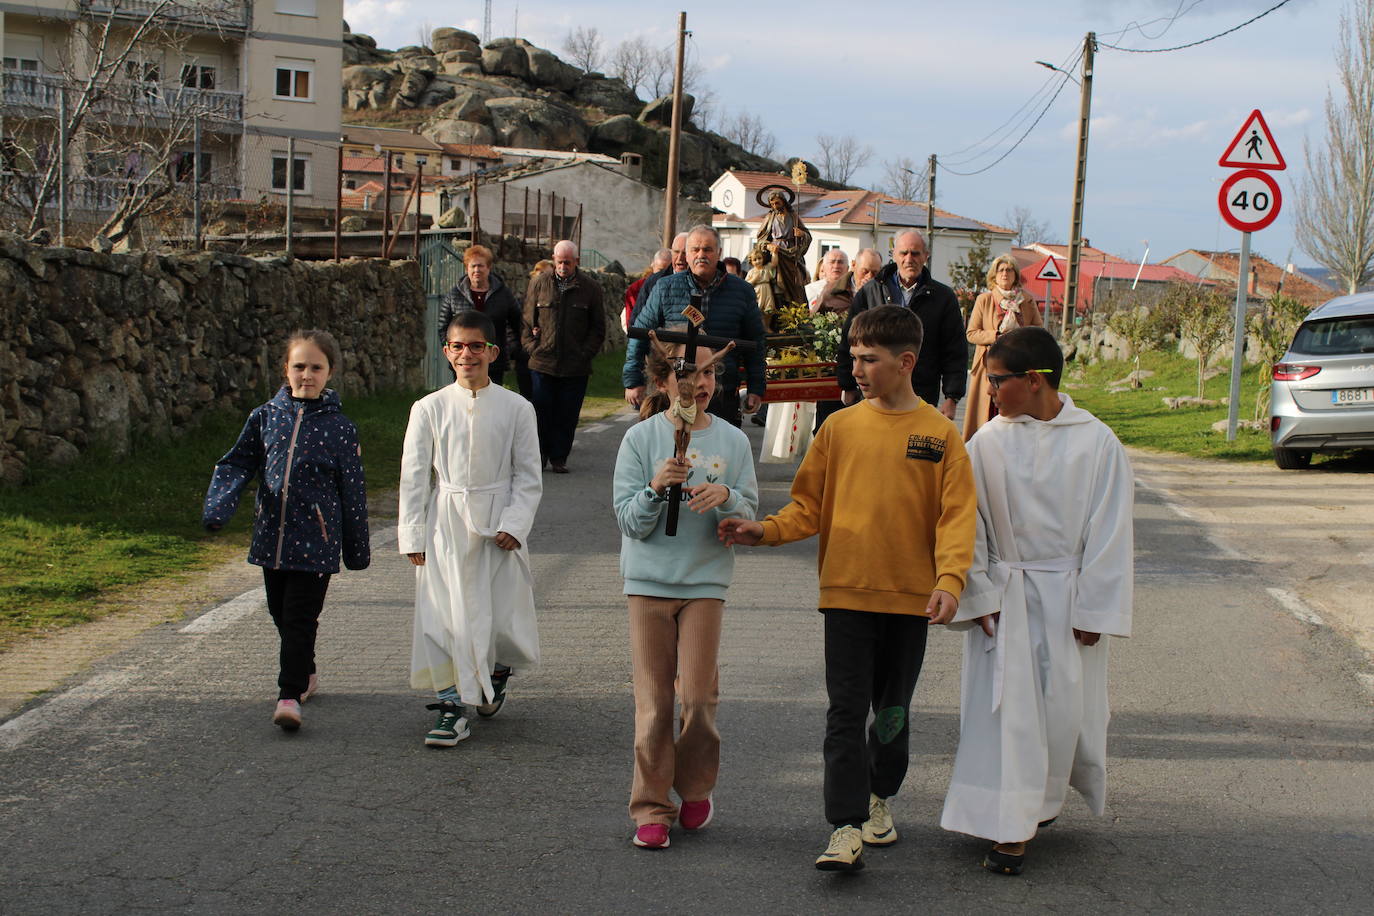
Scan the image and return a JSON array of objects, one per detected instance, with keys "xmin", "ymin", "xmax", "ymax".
[{"xmin": 627, "ymin": 595, "xmax": 723, "ymax": 826}]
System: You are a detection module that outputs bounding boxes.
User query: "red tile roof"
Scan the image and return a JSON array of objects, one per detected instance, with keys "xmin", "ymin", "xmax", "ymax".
[
  {"xmin": 1172, "ymin": 249, "xmax": 1333, "ymax": 308},
  {"xmin": 722, "ymin": 169, "xmax": 830, "ymax": 196}
]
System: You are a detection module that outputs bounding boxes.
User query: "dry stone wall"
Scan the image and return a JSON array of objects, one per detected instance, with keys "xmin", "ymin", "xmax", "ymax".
[{"xmin": 0, "ymin": 234, "xmax": 425, "ymax": 484}]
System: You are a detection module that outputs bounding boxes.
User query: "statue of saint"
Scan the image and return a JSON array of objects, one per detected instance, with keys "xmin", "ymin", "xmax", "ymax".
[{"xmin": 751, "ymin": 186, "xmax": 812, "ymax": 310}]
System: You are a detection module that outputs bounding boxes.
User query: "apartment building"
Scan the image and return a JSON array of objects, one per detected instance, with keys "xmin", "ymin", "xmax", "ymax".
[{"xmin": 0, "ymin": 0, "xmax": 342, "ymax": 235}]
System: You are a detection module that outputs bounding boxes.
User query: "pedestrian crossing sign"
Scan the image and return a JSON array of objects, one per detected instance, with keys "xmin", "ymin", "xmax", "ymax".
[{"xmin": 1219, "ymin": 109, "xmax": 1286, "ymax": 171}]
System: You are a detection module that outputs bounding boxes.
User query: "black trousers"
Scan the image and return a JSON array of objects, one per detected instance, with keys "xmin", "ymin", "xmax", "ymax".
[
  {"xmin": 821, "ymin": 608, "xmax": 930, "ymax": 826},
  {"xmin": 708, "ymin": 368, "xmax": 743, "ymax": 427},
  {"xmin": 262, "ymin": 569, "xmax": 331, "ymax": 701},
  {"xmin": 529, "ymin": 371, "xmax": 589, "ymax": 463}
]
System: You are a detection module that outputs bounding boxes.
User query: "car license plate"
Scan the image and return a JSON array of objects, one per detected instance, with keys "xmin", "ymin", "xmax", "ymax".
[{"xmin": 1331, "ymin": 388, "xmax": 1374, "ymax": 405}]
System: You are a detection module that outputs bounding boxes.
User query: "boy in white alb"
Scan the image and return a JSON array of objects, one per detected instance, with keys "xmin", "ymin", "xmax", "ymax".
[
  {"xmin": 940, "ymin": 326, "xmax": 1133, "ymax": 876},
  {"xmin": 399, "ymin": 311, "xmax": 543, "ymax": 747}
]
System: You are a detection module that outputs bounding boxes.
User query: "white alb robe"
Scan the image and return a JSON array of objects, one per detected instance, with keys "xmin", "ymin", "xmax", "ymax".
[
  {"xmin": 398, "ymin": 383, "xmax": 543, "ymax": 705},
  {"xmin": 941, "ymin": 393, "xmax": 1133, "ymax": 843}
]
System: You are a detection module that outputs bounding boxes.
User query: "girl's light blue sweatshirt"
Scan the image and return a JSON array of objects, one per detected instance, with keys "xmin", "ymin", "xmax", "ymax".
[{"xmin": 613, "ymin": 412, "xmax": 759, "ymax": 599}]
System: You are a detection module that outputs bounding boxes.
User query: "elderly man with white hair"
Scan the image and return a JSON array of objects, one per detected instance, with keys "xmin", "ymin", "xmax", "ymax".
[
  {"xmin": 521, "ymin": 240, "xmax": 606, "ymax": 473},
  {"xmin": 836, "ymin": 230, "xmax": 966, "ymax": 420}
]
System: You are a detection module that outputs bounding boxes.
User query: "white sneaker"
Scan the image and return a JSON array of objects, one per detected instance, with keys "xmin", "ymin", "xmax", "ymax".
[
  {"xmin": 862, "ymin": 793, "xmax": 897, "ymax": 845},
  {"xmin": 815, "ymin": 825, "xmax": 865, "ymax": 872},
  {"xmin": 424, "ymin": 701, "xmax": 471, "ymax": 747}
]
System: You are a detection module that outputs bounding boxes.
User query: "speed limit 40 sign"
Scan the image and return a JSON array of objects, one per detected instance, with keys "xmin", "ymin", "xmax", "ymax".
[{"xmin": 1218, "ymin": 168, "xmax": 1282, "ymax": 233}]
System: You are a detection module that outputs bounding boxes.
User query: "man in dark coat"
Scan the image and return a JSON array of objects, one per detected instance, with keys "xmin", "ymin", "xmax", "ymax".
[
  {"xmin": 623, "ymin": 225, "xmax": 767, "ymax": 426},
  {"xmin": 521, "ymin": 240, "xmax": 606, "ymax": 473},
  {"xmin": 836, "ymin": 230, "xmax": 966, "ymax": 419}
]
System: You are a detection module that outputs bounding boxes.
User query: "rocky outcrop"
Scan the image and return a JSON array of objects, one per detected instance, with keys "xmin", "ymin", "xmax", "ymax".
[
  {"xmin": 342, "ymin": 27, "xmax": 789, "ymax": 199},
  {"xmin": 0, "ymin": 234, "xmax": 424, "ymax": 483}
]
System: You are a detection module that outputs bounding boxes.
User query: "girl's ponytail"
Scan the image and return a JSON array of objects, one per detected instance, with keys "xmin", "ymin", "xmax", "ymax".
[{"xmin": 639, "ymin": 345, "xmax": 677, "ymax": 420}]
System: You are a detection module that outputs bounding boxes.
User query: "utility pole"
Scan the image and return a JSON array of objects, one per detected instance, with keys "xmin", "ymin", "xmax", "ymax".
[
  {"xmin": 925, "ymin": 153, "xmax": 936, "ymax": 269},
  {"xmin": 284, "ymin": 136, "xmax": 295, "ymax": 258},
  {"xmin": 192, "ymin": 112, "xmax": 202, "ymax": 250},
  {"xmin": 661, "ymin": 11, "xmax": 687, "ymax": 246},
  {"xmin": 1063, "ymin": 32, "xmax": 1095, "ymax": 343}
]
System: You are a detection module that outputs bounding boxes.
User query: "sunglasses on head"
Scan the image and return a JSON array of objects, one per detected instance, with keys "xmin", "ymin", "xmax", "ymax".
[
  {"xmin": 445, "ymin": 340, "xmax": 489, "ymax": 353},
  {"xmin": 986, "ymin": 369, "xmax": 1054, "ymax": 389}
]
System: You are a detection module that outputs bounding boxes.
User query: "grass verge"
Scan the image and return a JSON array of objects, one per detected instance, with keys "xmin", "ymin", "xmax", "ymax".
[
  {"xmin": 1065, "ymin": 351, "xmax": 1273, "ymax": 462},
  {"xmin": 0, "ymin": 387, "xmax": 424, "ymax": 648}
]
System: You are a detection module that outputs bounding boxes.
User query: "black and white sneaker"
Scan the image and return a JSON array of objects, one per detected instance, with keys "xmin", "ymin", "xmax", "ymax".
[
  {"xmin": 424, "ymin": 701, "xmax": 470, "ymax": 747},
  {"xmin": 476, "ymin": 669, "xmax": 511, "ymax": 719}
]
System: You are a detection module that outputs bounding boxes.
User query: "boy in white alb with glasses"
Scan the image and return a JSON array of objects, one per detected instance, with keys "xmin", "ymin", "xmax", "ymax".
[{"xmin": 399, "ymin": 311, "xmax": 543, "ymax": 747}]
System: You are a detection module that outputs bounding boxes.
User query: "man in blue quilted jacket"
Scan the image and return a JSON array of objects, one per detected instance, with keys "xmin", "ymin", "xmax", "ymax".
[{"xmin": 623, "ymin": 225, "xmax": 768, "ymax": 426}]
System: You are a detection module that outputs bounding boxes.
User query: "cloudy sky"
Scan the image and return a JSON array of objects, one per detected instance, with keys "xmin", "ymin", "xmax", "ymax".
[{"xmin": 343, "ymin": 0, "xmax": 1345, "ymax": 271}]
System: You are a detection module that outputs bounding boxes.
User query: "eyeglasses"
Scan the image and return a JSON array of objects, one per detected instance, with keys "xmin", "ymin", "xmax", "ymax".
[
  {"xmin": 444, "ymin": 341, "xmax": 489, "ymax": 353},
  {"xmin": 986, "ymin": 369, "xmax": 1054, "ymax": 390}
]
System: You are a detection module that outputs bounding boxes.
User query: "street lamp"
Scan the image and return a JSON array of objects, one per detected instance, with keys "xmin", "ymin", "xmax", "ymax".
[{"xmin": 1034, "ymin": 60, "xmax": 1080, "ymax": 86}]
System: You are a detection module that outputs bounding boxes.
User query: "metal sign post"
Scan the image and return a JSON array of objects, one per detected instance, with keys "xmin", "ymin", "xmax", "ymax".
[{"xmin": 1216, "ymin": 109, "xmax": 1286, "ymax": 442}]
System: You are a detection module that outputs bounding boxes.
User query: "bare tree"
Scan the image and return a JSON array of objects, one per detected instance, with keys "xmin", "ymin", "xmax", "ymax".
[
  {"xmin": 1173, "ymin": 283, "xmax": 1234, "ymax": 399},
  {"xmin": 608, "ymin": 36, "xmax": 654, "ymax": 99},
  {"xmin": 881, "ymin": 157, "xmax": 924, "ymax": 201},
  {"xmin": 562, "ymin": 26, "xmax": 604, "ymax": 73},
  {"xmin": 1295, "ymin": 0, "xmax": 1374, "ymax": 294},
  {"xmin": 0, "ymin": 0, "xmax": 242, "ymax": 247},
  {"xmin": 1004, "ymin": 205, "xmax": 1051, "ymax": 246},
  {"xmin": 815, "ymin": 134, "xmax": 873, "ymax": 185},
  {"xmin": 723, "ymin": 112, "xmax": 777, "ymax": 159}
]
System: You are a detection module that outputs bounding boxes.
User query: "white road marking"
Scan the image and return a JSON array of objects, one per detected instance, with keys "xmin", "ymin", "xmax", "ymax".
[
  {"xmin": 1134, "ymin": 476, "xmax": 1247, "ymax": 560},
  {"xmin": 179, "ymin": 590, "xmax": 263, "ymax": 634},
  {"xmin": 615, "ymin": 411, "xmax": 636, "ymax": 423},
  {"xmin": 1266, "ymin": 587, "xmax": 1325, "ymax": 626},
  {"xmin": 581, "ymin": 423, "xmax": 609, "ymax": 434},
  {"xmin": 0, "ymin": 667, "xmax": 143, "ymax": 751}
]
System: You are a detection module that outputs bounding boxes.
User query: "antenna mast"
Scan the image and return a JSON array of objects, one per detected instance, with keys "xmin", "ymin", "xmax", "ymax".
[{"xmin": 483, "ymin": 0, "xmax": 492, "ymax": 43}]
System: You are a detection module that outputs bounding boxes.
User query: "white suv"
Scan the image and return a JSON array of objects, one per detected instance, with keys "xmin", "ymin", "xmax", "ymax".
[{"xmin": 1269, "ymin": 292, "xmax": 1374, "ymax": 469}]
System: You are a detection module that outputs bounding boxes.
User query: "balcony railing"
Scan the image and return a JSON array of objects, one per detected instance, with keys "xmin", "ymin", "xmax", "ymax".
[
  {"xmin": 79, "ymin": 0, "xmax": 250, "ymax": 31},
  {"xmin": 67, "ymin": 175, "xmax": 243, "ymax": 213},
  {"xmin": 2, "ymin": 70, "xmax": 244, "ymax": 125}
]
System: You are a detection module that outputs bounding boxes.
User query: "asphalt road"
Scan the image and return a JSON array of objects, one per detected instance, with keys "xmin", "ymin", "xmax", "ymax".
[{"xmin": 2, "ymin": 407, "xmax": 1372, "ymax": 915}]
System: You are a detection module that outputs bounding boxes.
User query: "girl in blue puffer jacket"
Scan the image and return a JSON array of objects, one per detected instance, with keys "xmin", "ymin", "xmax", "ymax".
[{"xmin": 203, "ymin": 329, "xmax": 370, "ymax": 732}]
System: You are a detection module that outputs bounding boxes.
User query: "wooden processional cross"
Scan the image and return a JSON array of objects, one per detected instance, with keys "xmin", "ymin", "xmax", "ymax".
[{"xmin": 627, "ymin": 292, "xmax": 759, "ymax": 535}]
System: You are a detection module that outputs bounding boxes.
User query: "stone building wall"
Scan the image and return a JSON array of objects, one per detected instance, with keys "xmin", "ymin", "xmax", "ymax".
[{"xmin": 0, "ymin": 234, "xmax": 426, "ymax": 484}]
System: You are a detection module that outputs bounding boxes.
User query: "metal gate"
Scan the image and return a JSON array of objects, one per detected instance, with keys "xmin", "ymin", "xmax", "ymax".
[{"xmin": 417, "ymin": 234, "xmax": 467, "ymax": 389}]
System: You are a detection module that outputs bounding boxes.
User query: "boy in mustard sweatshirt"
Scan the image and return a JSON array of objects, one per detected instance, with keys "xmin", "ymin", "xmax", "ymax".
[{"xmin": 720, "ymin": 305, "xmax": 976, "ymax": 873}]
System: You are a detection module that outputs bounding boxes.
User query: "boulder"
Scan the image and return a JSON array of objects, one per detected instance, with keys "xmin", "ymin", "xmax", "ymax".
[
  {"xmin": 525, "ymin": 45, "xmax": 581, "ymax": 92},
  {"xmin": 431, "ymin": 28, "xmax": 480, "ymax": 55},
  {"xmin": 341, "ymin": 65, "xmax": 394, "ymax": 109},
  {"xmin": 482, "ymin": 44, "xmax": 529, "ymax": 80},
  {"xmin": 417, "ymin": 78, "xmax": 458, "ymax": 108},
  {"xmin": 80, "ymin": 361, "xmax": 130, "ymax": 455},
  {"xmin": 442, "ymin": 60, "xmax": 484, "ymax": 78},
  {"xmin": 485, "ymin": 96, "xmax": 588, "ymax": 149},
  {"xmin": 677, "ymin": 131, "xmax": 712, "ymax": 178},
  {"xmin": 425, "ymin": 118, "xmax": 496, "ymax": 146},
  {"xmin": 394, "ymin": 45, "xmax": 433, "ymax": 58},
  {"xmin": 393, "ymin": 55, "xmax": 439, "ymax": 76},
  {"xmin": 572, "ymin": 75, "xmax": 642, "ymax": 116},
  {"xmin": 639, "ymin": 93, "xmax": 694, "ymax": 126},
  {"xmin": 436, "ymin": 206, "xmax": 467, "ymax": 229},
  {"xmin": 389, "ymin": 69, "xmax": 431, "ymax": 109},
  {"xmin": 590, "ymin": 114, "xmax": 651, "ymax": 150},
  {"xmin": 349, "ymin": 31, "xmax": 377, "ymax": 49},
  {"xmin": 430, "ymin": 87, "xmax": 492, "ymax": 123}
]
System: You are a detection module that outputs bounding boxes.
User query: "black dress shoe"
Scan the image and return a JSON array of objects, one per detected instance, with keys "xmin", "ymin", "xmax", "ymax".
[{"xmin": 550, "ymin": 461, "xmax": 569, "ymax": 474}]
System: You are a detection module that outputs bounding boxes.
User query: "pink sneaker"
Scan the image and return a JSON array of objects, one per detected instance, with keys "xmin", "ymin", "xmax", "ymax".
[
  {"xmin": 680, "ymin": 796, "xmax": 714, "ymax": 831},
  {"xmin": 273, "ymin": 699, "xmax": 301, "ymax": 731},
  {"xmin": 301, "ymin": 674, "xmax": 319, "ymax": 703},
  {"xmin": 632, "ymin": 824, "xmax": 670, "ymax": 849}
]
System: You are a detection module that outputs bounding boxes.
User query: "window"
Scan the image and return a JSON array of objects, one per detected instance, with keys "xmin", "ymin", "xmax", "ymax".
[
  {"xmin": 126, "ymin": 59, "xmax": 161, "ymax": 100},
  {"xmin": 344, "ymin": 179, "xmax": 357, "ymax": 190},
  {"xmin": 180, "ymin": 64, "xmax": 216, "ymax": 90},
  {"xmin": 273, "ymin": 59, "xmax": 312, "ymax": 100},
  {"xmin": 275, "ymin": 0, "xmax": 317, "ymax": 15},
  {"xmin": 415, "ymin": 155, "xmax": 427, "ymax": 167},
  {"xmin": 4, "ymin": 34, "xmax": 42, "ymax": 75},
  {"xmin": 271, "ymin": 153, "xmax": 310, "ymax": 193},
  {"xmin": 173, "ymin": 151, "xmax": 213, "ymax": 182}
]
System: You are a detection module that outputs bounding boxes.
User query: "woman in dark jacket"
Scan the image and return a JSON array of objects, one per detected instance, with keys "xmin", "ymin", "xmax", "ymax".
[{"xmin": 437, "ymin": 244, "xmax": 522, "ymax": 387}]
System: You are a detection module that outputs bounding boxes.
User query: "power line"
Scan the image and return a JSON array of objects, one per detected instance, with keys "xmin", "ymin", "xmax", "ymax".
[
  {"xmin": 1099, "ymin": 0, "xmax": 1295, "ymax": 53},
  {"xmin": 939, "ymin": 39, "xmax": 1082, "ymax": 166},
  {"xmin": 1098, "ymin": 0, "xmax": 1207, "ymax": 46},
  {"xmin": 939, "ymin": 71, "xmax": 1075, "ymax": 177}
]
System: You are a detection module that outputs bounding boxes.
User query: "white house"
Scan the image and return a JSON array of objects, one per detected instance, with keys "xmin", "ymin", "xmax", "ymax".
[{"xmin": 710, "ymin": 170, "xmax": 1016, "ymax": 287}]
